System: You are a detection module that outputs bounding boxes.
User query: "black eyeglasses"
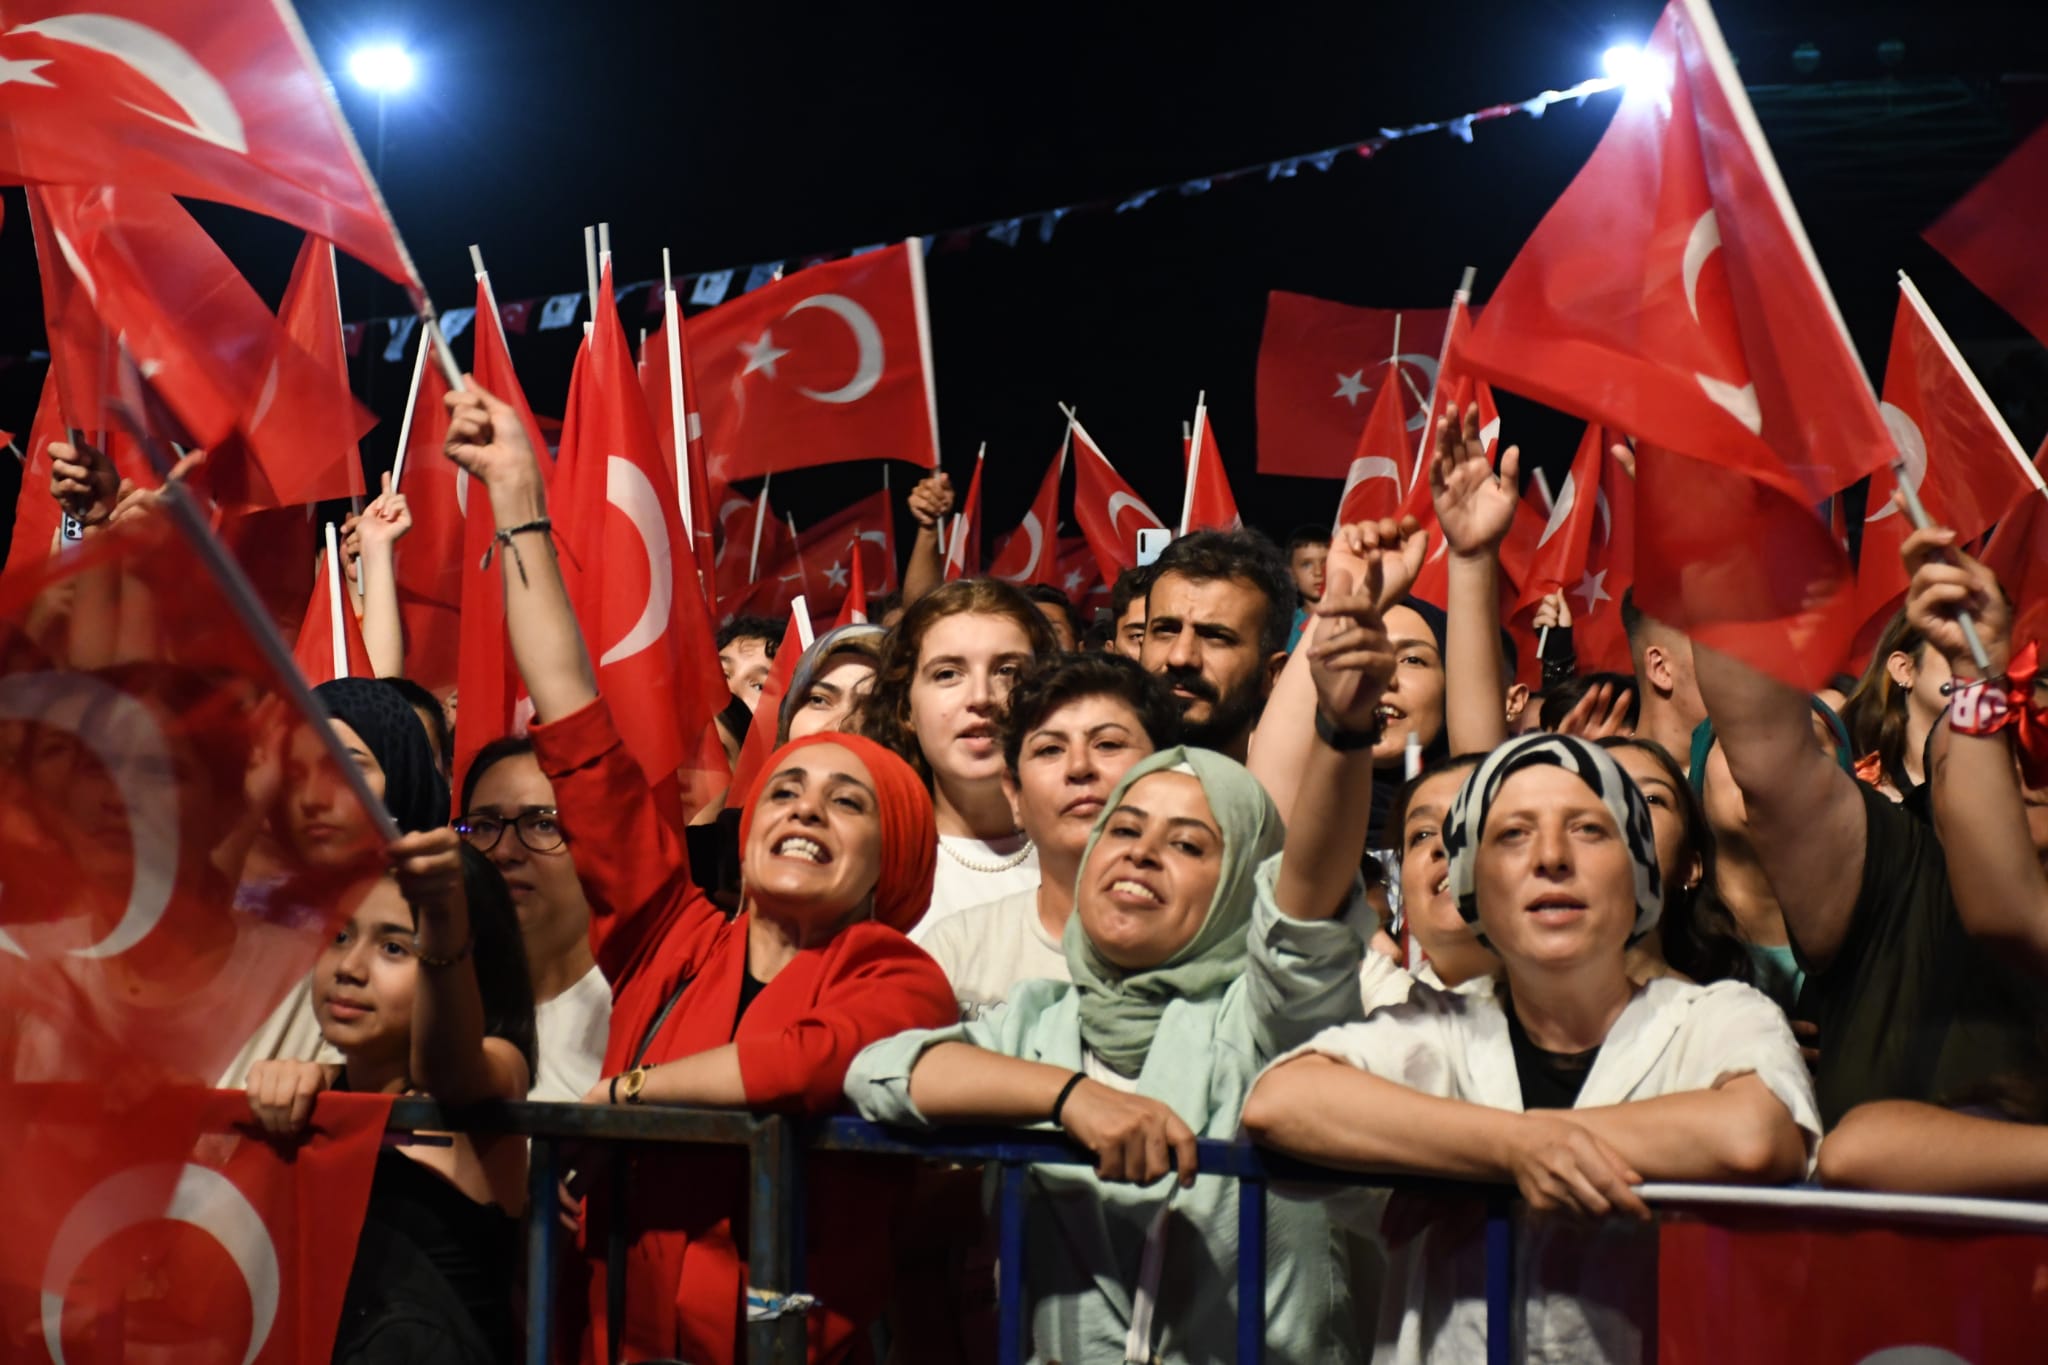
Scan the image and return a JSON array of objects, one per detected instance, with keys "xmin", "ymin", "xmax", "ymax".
[{"xmin": 455, "ymin": 808, "xmax": 567, "ymax": 854}]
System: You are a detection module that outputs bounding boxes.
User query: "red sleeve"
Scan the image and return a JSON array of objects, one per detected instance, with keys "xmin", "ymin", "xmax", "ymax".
[
  {"xmin": 529, "ymin": 696, "xmax": 717, "ymax": 982},
  {"xmin": 734, "ymin": 930, "xmax": 958, "ymax": 1115}
]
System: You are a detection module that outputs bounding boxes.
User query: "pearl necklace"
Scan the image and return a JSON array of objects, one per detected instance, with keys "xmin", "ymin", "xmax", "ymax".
[{"xmin": 941, "ymin": 834, "xmax": 1034, "ymax": 874}]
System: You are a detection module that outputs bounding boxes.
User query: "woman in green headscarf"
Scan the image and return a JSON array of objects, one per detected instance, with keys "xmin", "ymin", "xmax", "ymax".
[{"xmin": 846, "ymin": 522, "xmax": 1425, "ymax": 1364}]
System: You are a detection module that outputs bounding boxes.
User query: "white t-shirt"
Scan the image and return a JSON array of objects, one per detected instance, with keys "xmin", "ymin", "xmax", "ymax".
[
  {"xmin": 1358, "ymin": 952, "xmax": 1496, "ymax": 1015},
  {"xmin": 911, "ymin": 833, "xmax": 1040, "ymax": 942},
  {"xmin": 532, "ymin": 963, "xmax": 611, "ymax": 1104},
  {"xmin": 917, "ymin": 887, "xmax": 1070, "ymax": 1020}
]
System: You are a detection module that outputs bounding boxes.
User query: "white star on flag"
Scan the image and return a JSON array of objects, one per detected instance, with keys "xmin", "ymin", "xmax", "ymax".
[
  {"xmin": 0, "ymin": 56, "xmax": 53, "ymax": 87},
  {"xmin": 1063, "ymin": 569, "xmax": 1087, "ymax": 593},
  {"xmin": 825, "ymin": 560, "xmax": 849, "ymax": 588},
  {"xmin": 1333, "ymin": 370, "xmax": 1370, "ymax": 406},
  {"xmin": 740, "ymin": 329, "xmax": 789, "ymax": 378},
  {"xmin": 1572, "ymin": 568, "xmax": 1611, "ymax": 613}
]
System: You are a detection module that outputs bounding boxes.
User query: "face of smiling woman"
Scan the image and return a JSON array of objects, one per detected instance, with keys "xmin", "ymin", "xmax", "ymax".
[
  {"xmin": 1074, "ymin": 770, "xmax": 1225, "ymax": 971},
  {"xmin": 741, "ymin": 742, "xmax": 886, "ymax": 930},
  {"xmin": 1472, "ymin": 764, "xmax": 1638, "ymax": 974}
]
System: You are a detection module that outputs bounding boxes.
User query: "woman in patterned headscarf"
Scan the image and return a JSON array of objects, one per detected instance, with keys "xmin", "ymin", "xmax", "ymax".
[{"xmin": 1244, "ymin": 731, "xmax": 1820, "ymax": 1365}]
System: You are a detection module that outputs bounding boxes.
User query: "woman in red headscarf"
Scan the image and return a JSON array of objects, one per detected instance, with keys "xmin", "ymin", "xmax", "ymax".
[{"xmin": 445, "ymin": 382, "xmax": 955, "ymax": 1364}]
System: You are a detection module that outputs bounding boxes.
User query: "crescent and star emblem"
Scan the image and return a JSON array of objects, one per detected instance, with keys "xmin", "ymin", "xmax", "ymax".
[
  {"xmin": 738, "ymin": 293, "xmax": 886, "ymax": 404},
  {"xmin": 3, "ymin": 14, "xmax": 248, "ymax": 152}
]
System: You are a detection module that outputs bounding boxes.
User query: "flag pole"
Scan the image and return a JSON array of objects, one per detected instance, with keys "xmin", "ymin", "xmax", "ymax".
[
  {"xmin": 1179, "ymin": 392, "xmax": 1207, "ymax": 536},
  {"xmin": 324, "ymin": 520, "xmax": 349, "ymax": 674},
  {"xmin": 662, "ymin": 249, "xmax": 694, "ymax": 539},
  {"xmin": 1411, "ymin": 267, "xmax": 1478, "ymax": 489},
  {"xmin": 788, "ymin": 512, "xmax": 808, "ymax": 591},
  {"xmin": 749, "ymin": 474, "xmax": 772, "ymax": 583},
  {"xmin": 1897, "ymin": 271, "xmax": 2044, "ymax": 500},
  {"xmin": 598, "ymin": 222, "xmax": 611, "ymax": 270},
  {"xmin": 387, "ymin": 319, "xmax": 433, "ymax": 491},
  {"xmin": 583, "ymin": 226, "xmax": 599, "ymax": 333},
  {"xmin": 792, "ymin": 594, "xmax": 815, "ymax": 650}
]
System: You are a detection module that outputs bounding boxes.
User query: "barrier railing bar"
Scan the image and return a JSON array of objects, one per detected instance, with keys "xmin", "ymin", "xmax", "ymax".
[
  {"xmin": 749, "ymin": 1116, "xmax": 807, "ymax": 1364},
  {"xmin": 996, "ymin": 1161, "xmax": 1028, "ymax": 1365},
  {"xmin": 525, "ymin": 1136, "xmax": 558, "ymax": 1365},
  {"xmin": 1236, "ymin": 1175, "xmax": 1268, "ymax": 1365},
  {"xmin": 1484, "ymin": 1195, "xmax": 1512, "ymax": 1365}
]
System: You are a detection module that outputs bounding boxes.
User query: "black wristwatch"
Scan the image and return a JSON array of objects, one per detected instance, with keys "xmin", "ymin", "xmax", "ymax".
[{"xmin": 1314, "ymin": 709, "xmax": 1384, "ymax": 752}]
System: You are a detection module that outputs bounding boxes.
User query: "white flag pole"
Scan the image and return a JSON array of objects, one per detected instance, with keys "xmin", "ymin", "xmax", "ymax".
[
  {"xmin": 1179, "ymin": 392, "xmax": 1208, "ymax": 536},
  {"xmin": 1896, "ymin": 271, "xmax": 2043, "ymax": 498},
  {"xmin": 1410, "ymin": 267, "xmax": 1478, "ymax": 490},
  {"xmin": 387, "ymin": 319, "xmax": 432, "ymax": 492},
  {"xmin": 749, "ymin": 474, "xmax": 773, "ymax": 583},
  {"xmin": 324, "ymin": 521, "xmax": 349, "ymax": 677},
  {"xmin": 597, "ymin": 221, "xmax": 611, "ymax": 270},
  {"xmin": 1531, "ymin": 468, "xmax": 1557, "ymax": 516},
  {"xmin": 788, "ymin": 512, "xmax": 808, "ymax": 590},
  {"xmin": 663, "ymin": 249, "xmax": 695, "ymax": 538},
  {"xmin": 792, "ymin": 595, "xmax": 815, "ymax": 650},
  {"xmin": 582, "ymin": 226, "xmax": 599, "ymax": 334}
]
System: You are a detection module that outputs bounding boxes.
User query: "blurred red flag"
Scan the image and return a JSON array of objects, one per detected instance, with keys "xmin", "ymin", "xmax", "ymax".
[
  {"xmin": 290, "ymin": 535, "xmax": 372, "ymax": 683},
  {"xmin": 1072, "ymin": 417, "xmax": 1166, "ymax": 586},
  {"xmin": 274, "ymin": 235, "xmax": 365, "ymax": 498},
  {"xmin": 1455, "ymin": 0, "xmax": 1892, "ymax": 685},
  {"xmin": 1181, "ymin": 402, "xmax": 1241, "ymax": 533},
  {"xmin": 832, "ymin": 537, "xmax": 870, "ymax": 627},
  {"xmin": 0, "ymin": 0, "xmax": 419, "ymax": 290},
  {"xmin": 1573, "ymin": 448, "xmax": 1639, "ymax": 673},
  {"xmin": 989, "ymin": 435, "xmax": 1067, "ymax": 586},
  {"xmin": 715, "ymin": 485, "xmax": 793, "ymax": 611},
  {"xmin": 1853, "ymin": 279, "xmax": 2041, "ymax": 638},
  {"xmin": 1399, "ymin": 372, "xmax": 1520, "ymax": 608},
  {"xmin": 1333, "ymin": 363, "xmax": 1413, "ymax": 529},
  {"xmin": 27, "ymin": 184, "xmax": 374, "ymax": 507},
  {"xmin": 942, "ymin": 452, "xmax": 985, "ymax": 581},
  {"xmin": 639, "ymin": 313, "xmax": 720, "ymax": 612},
  {"xmin": 725, "ymin": 613, "xmax": 808, "ymax": 810},
  {"xmin": 1254, "ymin": 290, "xmax": 1452, "ymax": 478},
  {"xmin": 471, "ymin": 276, "xmax": 552, "ymax": 480},
  {"xmin": 1516, "ymin": 423, "xmax": 1610, "ymax": 614},
  {"xmin": 552, "ymin": 261, "xmax": 728, "ymax": 793},
  {"xmin": 1980, "ymin": 443, "xmax": 2048, "ymax": 650},
  {"xmin": 688, "ymin": 242, "xmax": 940, "ymax": 482},
  {"xmin": 3, "ymin": 368, "xmax": 64, "ymax": 583},
  {"xmin": 386, "ymin": 328, "xmax": 462, "ymax": 694},
  {"xmin": 801, "ymin": 489, "xmax": 897, "ymax": 608},
  {"xmin": 1053, "ymin": 536, "xmax": 1105, "ymax": 605},
  {"xmin": 1925, "ymin": 120, "xmax": 2048, "ymax": 349},
  {"xmin": 211, "ymin": 498, "xmax": 318, "ymax": 660}
]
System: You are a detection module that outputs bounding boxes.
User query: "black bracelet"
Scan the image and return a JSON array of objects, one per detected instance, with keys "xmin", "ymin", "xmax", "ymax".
[
  {"xmin": 1049, "ymin": 1071, "xmax": 1087, "ymax": 1128},
  {"xmin": 481, "ymin": 516, "xmax": 554, "ymax": 585},
  {"xmin": 1314, "ymin": 708, "xmax": 1384, "ymax": 752},
  {"xmin": 608, "ymin": 1074, "xmax": 621, "ymax": 1105}
]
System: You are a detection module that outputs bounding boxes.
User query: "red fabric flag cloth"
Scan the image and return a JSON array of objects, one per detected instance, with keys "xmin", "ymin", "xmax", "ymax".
[
  {"xmin": 1516, "ymin": 423, "xmax": 1610, "ymax": 613},
  {"xmin": 212, "ymin": 498, "xmax": 319, "ymax": 659},
  {"xmin": 832, "ymin": 537, "xmax": 871, "ymax": 627},
  {"xmin": 0, "ymin": 0, "xmax": 418, "ymax": 289},
  {"xmin": 27, "ymin": 184, "xmax": 375, "ymax": 507},
  {"xmin": 1333, "ymin": 362, "xmax": 1414, "ymax": 529},
  {"xmin": 715, "ymin": 487, "xmax": 794, "ymax": 614},
  {"xmin": 942, "ymin": 454, "xmax": 985, "ymax": 581},
  {"xmin": 0, "ymin": 1087, "xmax": 390, "ymax": 1365},
  {"xmin": 274, "ymin": 235, "xmax": 365, "ymax": 499},
  {"xmin": 1925, "ymin": 119, "xmax": 2048, "ymax": 349},
  {"xmin": 1398, "ymin": 371, "xmax": 1525, "ymax": 608},
  {"xmin": 551, "ymin": 260, "xmax": 728, "ymax": 793},
  {"xmin": 1658, "ymin": 1210, "xmax": 2048, "ymax": 1364},
  {"xmin": 1181, "ymin": 404, "xmax": 1242, "ymax": 533},
  {"xmin": 1853, "ymin": 281, "xmax": 2042, "ymax": 639},
  {"xmin": 1072, "ymin": 418, "xmax": 1166, "ymax": 587},
  {"xmin": 3, "ymin": 367, "xmax": 65, "ymax": 583},
  {"xmin": 1571, "ymin": 447, "xmax": 1639, "ymax": 673},
  {"xmin": 688, "ymin": 241, "xmax": 940, "ymax": 483},
  {"xmin": 989, "ymin": 438, "xmax": 1067, "ymax": 586},
  {"xmin": 1053, "ymin": 536, "xmax": 1105, "ymax": 605},
  {"xmin": 1981, "ymin": 443, "xmax": 2048, "ymax": 651},
  {"xmin": 1254, "ymin": 290, "xmax": 1453, "ymax": 478},
  {"xmin": 794, "ymin": 489, "xmax": 897, "ymax": 616},
  {"xmin": 1455, "ymin": 0, "xmax": 1893, "ymax": 686},
  {"xmin": 639, "ymin": 317, "xmax": 722, "ymax": 615},
  {"xmin": 386, "ymin": 329, "xmax": 462, "ymax": 694},
  {"xmin": 291, "ymin": 541, "xmax": 373, "ymax": 683},
  {"xmin": 724, "ymin": 614, "xmax": 808, "ymax": 809},
  {"xmin": 471, "ymin": 277, "xmax": 552, "ymax": 482}
]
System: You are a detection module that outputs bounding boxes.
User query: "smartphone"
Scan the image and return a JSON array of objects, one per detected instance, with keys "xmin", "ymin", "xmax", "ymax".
[
  {"xmin": 60, "ymin": 513, "xmax": 84, "ymax": 543},
  {"xmin": 1135, "ymin": 527, "xmax": 1172, "ymax": 567}
]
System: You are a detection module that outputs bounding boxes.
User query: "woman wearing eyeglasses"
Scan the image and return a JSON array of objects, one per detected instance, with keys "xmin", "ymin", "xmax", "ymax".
[{"xmin": 456, "ymin": 736, "xmax": 609, "ymax": 1105}]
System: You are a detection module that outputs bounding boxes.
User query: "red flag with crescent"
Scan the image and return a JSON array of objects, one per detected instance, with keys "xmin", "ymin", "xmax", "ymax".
[
  {"xmin": 832, "ymin": 536, "xmax": 870, "ymax": 627},
  {"xmin": 1455, "ymin": 0, "xmax": 1892, "ymax": 685},
  {"xmin": 1054, "ymin": 535, "xmax": 1105, "ymax": 605},
  {"xmin": 799, "ymin": 488, "xmax": 897, "ymax": 610},
  {"xmin": 990, "ymin": 437, "xmax": 1066, "ymax": 587},
  {"xmin": 1072, "ymin": 418, "xmax": 1165, "ymax": 587},
  {"xmin": 942, "ymin": 453, "xmax": 984, "ymax": 582},
  {"xmin": 1254, "ymin": 290, "xmax": 1453, "ymax": 479},
  {"xmin": 1181, "ymin": 403, "xmax": 1242, "ymax": 534},
  {"xmin": 687, "ymin": 241, "xmax": 940, "ymax": 483},
  {"xmin": 0, "ymin": 0, "xmax": 419, "ymax": 290},
  {"xmin": 291, "ymin": 537, "xmax": 372, "ymax": 683},
  {"xmin": 1573, "ymin": 445, "xmax": 1639, "ymax": 673},
  {"xmin": 715, "ymin": 486, "xmax": 794, "ymax": 612},
  {"xmin": 639, "ymin": 317, "xmax": 720, "ymax": 614},
  {"xmin": 1333, "ymin": 362, "xmax": 1412, "ymax": 530},
  {"xmin": 551, "ymin": 260, "xmax": 727, "ymax": 793},
  {"xmin": 387, "ymin": 327, "xmax": 461, "ymax": 693},
  {"xmin": 0, "ymin": 1087, "xmax": 390, "ymax": 1365},
  {"xmin": 1515, "ymin": 423, "xmax": 1610, "ymax": 615}
]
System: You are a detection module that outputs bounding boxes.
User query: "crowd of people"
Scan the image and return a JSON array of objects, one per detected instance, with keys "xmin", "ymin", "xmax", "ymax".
[{"xmin": 25, "ymin": 382, "xmax": 2048, "ymax": 1364}]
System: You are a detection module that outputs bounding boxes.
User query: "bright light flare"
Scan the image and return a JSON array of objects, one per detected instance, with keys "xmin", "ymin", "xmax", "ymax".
[
  {"xmin": 348, "ymin": 43, "xmax": 415, "ymax": 93},
  {"xmin": 1601, "ymin": 43, "xmax": 1644, "ymax": 83}
]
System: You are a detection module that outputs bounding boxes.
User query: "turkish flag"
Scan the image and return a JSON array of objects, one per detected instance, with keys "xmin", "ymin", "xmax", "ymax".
[
  {"xmin": 0, "ymin": 1087, "xmax": 389, "ymax": 1365},
  {"xmin": 640, "ymin": 312, "xmax": 720, "ymax": 613},
  {"xmin": 1072, "ymin": 417, "xmax": 1166, "ymax": 586},
  {"xmin": 715, "ymin": 486, "xmax": 794, "ymax": 612},
  {"xmin": 1981, "ymin": 443, "xmax": 2048, "ymax": 651},
  {"xmin": 27, "ymin": 184, "xmax": 374, "ymax": 507},
  {"xmin": 552, "ymin": 261, "xmax": 728, "ymax": 792},
  {"xmin": 211, "ymin": 498, "xmax": 319, "ymax": 663},
  {"xmin": 688, "ymin": 242, "xmax": 940, "ymax": 482},
  {"xmin": 1456, "ymin": 0, "xmax": 1892, "ymax": 685},
  {"xmin": 1333, "ymin": 362, "xmax": 1414, "ymax": 529},
  {"xmin": 1398, "ymin": 371, "xmax": 1521, "ymax": 608},
  {"xmin": 832, "ymin": 539, "xmax": 870, "ymax": 627},
  {"xmin": 291, "ymin": 538, "xmax": 372, "ymax": 683},
  {"xmin": 274, "ymin": 235, "xmax": 365, "ymax": 499},
  {"xmin": 989, "ymin": 437, "xmax": 1067, "ymax": 586},
  {"xmin": 796, "ymin": 488, "xmax": 898, "ymax": 613},
  {"xmin": 1516, "ymin": 423, "xmax": 1611, "ymax": 613},
  {"xmin": 724, "ymin": 613, "xmax": 808, "ymax": 810},
  {"xmin": 1926, "ymin": 119, "xmax": 2048, "ymax": 349},
  {"xmin": 471, "ymin": 276, "xmax": 552, "ymax": 490},
  {"xmin": 1658, "ymin": 1210, "xmax": 2048, "ymax": 1364},
  {"xmin": 1053, "ymin": 536, "xmax": 1106, "ymax": 606},
  {"xmin": 1572, "ymin": 447, "xmax": 1638, "ymax": 673},
  {"xmin": 943, "ymin": 454, "xmax": 985, "ymax": 581},
  {"xmin": 1254, "ymin": 290, "xmax": 1454, "ymax": 478},
  {"xmin": 2, "ymin": 368, "xmax": 65, "ymax": 584},
  {"xmin": 1181, "ymin": 403, "xmax": 1241, "ymax": 534},
  {"xmin": 1853, "ymin": 280, "xmax": 2041, "ymax": 638},
  {"xmin": 387, "ymin": 330, "xmax": 462, "ymax": 694}
]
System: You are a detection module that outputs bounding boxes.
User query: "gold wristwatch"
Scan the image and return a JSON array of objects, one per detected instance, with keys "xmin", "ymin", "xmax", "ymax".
[{"xmin": 617, "ymin": 1066, "xmax": 649, "ymax": 1105}]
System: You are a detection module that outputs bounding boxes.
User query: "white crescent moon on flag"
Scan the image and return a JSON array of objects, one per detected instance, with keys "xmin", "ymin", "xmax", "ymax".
[
  {"xmin": 786, "ymin": 293, "xmax": 884, "ymax": 404},
  {"xmin": 1593, "ymin": 487, "xmax": 1612, "ymax": 548},
  {"xmin": 1537, "ymin": 471, "xmax": 1578, "ymax": 548},
  {"xmin": 599, "ymin": 457, "xmax": 673, "ymax": 667},
  {"xmin": 49, "ymin": 224, "xmax": 99, "ymax": 303},
  {"xmin": 43, "ymin": 1161, "xmax": 279, "ymax": 1365},
  {"xmin": 1341, "ymin": 456, "xmax": 1402, "ymax": 509},
  {"xmin": 1106, "ymin": 491, "xmax": 1163, "ymax": 540},
  {"xmin": 14, "ymin": 15, "xmax": 248, "ymax": 153},
  {"xmin": 998, "ymin": 512, "xmax": 1045, "ymax": 582},
  {"xmin": 1866, "ymin": 402, "xmax": 1927, "ymax": 524},
  {"xmin": 1392, "ymin": 353, "xmax": 1441, "ymax": 432},
  {"xmin": 1680, "ymin": 209, "xmax": 1763, "ymax": 436},
  {"xmin": 0, "ymin": 673, "xmax": 179, "ymax": 961}
]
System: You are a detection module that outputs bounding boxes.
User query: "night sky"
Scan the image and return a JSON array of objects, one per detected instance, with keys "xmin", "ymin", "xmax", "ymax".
[{"xmin": 3, "ymin": 0, "xmax": 2047, "ymax": 561}]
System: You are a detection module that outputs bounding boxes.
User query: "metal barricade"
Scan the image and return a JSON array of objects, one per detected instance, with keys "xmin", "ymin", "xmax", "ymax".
[{"xmin": 386, "ymin": 1098, "xmax": 1518, "ymax": 1365}]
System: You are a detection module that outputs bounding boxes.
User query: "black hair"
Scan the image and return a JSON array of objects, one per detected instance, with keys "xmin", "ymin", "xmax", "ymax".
[
  {"xmin": 1598, "ymin": 737, "xmax": 1752, "ymax": 987},
  {"xmin": 1539, "ymin": 670, "xmax": 1642, "ymax": 732},
  {"xmin": 1378, "ymin": 752, "xmax": 1487, "ymax": 853},
  {"xmin": 1110, "ymin": 564, "xmax": 1154, "ymax": 619},
  {"xmin": 1082, "ymin": 608, "xmax": 1117, "ymax": 652},
  {"xmin": 1620, "ymin": 587, "xmax": 1647, "ymax": 652},
  {"xmin": 459, "ymin": 734, "xmax": 538, "ymax": 815},
  {"xmin": 867, "ymin": 589, "xmax": 903, "ymax": 621},
  {"xmin": 381, "ymin": 676, "xmax": 452, "ymax": 772},
  {"xmin": 716, "ymin": 615, "xmax": 784, "ymax": 654},
  {"xmin": 1147, "ymin": 528, "xmax": 1299, "ymax": 661},
  {"xmin": 1021, "ymin": 583, "xmax": 1082, "ymax": 643},
  {"xmin": 457, "ymin": 843, "xmax": 539, "ymax": 1087},
  {"xmin": 1285, "ymin": 525, "xmax": 1331, "ymax": 554},
  {"xmin": 1000, "ymin": 652, "xmax": 1183, "ymax": 774}
]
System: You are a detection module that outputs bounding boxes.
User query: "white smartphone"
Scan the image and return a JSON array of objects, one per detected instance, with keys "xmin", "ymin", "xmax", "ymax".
[{"xmin": 1135, "ymin": 527, "xmax": 1172, "ymax": 567}]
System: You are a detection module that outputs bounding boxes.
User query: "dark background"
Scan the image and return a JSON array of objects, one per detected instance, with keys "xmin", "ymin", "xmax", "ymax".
[{"xmin": 3, "ymin": 0, "xmax": 2048, "ymax": 562}]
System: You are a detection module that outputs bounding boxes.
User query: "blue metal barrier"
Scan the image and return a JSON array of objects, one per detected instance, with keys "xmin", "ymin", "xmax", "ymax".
[{"xmin": 386, "ymin": 1098, "xmax": 1516, "ymax": 1365}]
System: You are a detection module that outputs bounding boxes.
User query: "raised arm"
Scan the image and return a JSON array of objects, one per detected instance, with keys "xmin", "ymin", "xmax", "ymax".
[
  {"xmin": 354, "ymin": 471, "xmax": 410, "ymax": 679},
  {"xmin": 1693, "ymin": 642, "xmax": 1866, "ymax": 968},
  {"xmin": 397, "ymin": 827, "xmax": 531, "ymax": 1106},
  {"xmin": 1430, "ymin": 402, "xmax": 1518, "ymax": 754},
  {"xmin": 1908, "ymin": 524, "xmax": 2048, "ymax": 976},
  {"xmin": 897, "ymin": 471, "xmax": 953, "ymax": 606},
  {"xmin": 1820, "ymin": 1100, "xmax": 2048, "ymax": 1196}
]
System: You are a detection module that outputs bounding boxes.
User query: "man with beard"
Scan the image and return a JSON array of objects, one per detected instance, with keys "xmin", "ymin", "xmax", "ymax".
[{"xmin": 1138, "ymin": 529, "xmax": 1296, "ymax": 761}]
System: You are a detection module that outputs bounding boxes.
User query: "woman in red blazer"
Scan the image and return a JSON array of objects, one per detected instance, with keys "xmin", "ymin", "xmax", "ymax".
[{"xmin": 445, "ymin": 381, "xmax": 956, "ymax": 1364}]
